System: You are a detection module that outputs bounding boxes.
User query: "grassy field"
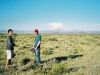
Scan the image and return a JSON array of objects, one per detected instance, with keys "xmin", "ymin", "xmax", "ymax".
[{"xmin": 0, "ymin": 33, "xmax": 100, "ymax": 75}]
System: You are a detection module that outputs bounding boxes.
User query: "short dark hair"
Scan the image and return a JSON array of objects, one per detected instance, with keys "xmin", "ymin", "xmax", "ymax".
[
  {"xmin": 34, "ymin": 29, "xmax": 39, "ymax": 34},
  {"xmin": 8, "ymin": 29, "xmax": 13, "ymax": 33}
]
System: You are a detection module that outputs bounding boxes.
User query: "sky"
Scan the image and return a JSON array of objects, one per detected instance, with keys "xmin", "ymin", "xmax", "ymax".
[{"xmin": 0, "ymin": 0, "xmax": 100, "ymax": 31}]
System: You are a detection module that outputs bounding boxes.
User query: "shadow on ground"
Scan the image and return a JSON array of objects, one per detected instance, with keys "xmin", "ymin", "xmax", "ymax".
[
  {"xmin": 41, "ymin": 54, "xmax": 83, "ymax": 63},
  {"xmin": 1, "ymin": 54, "xmax": 83, "ymax": 73}
]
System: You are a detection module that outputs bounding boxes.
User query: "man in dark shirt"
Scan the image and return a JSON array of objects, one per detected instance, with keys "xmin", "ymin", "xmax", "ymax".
[
  {"xmin": 32, "ymin": 29, "xmax": 41, "ymax": 64},
  {"xmin": 6, "ymin": 29, "xmax": 15, "ymax": 69}
]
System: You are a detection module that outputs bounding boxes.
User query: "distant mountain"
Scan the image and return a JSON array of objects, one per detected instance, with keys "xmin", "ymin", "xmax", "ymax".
[
  {"xmin": 0, "ymin": 30, "xmax": 32, "ymax": 34},
  {"xmin": 0, "ymin": 29, "xmax": 100, "ymax": 34},
  {"xmin": 41, "ymin": 30, "xmax": 100, "ymax": 34},
  {"xmin": 0, "ymin": 30, "xmax": 6, "ymax": 33}
]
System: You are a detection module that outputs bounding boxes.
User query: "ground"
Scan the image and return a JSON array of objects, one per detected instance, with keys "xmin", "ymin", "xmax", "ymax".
[{"xmin": 0, "ymin": 33, "xmax": 100, "ymax": 75}]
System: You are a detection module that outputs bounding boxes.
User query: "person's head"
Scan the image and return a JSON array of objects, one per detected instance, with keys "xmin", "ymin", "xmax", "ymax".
[
  {"xmin": 34, "ymin": 29, "xmax": 39, "ymax": 35},
  {"xmin": 8, "ymin": 29, "xmax": 13, "ymax": 36}
]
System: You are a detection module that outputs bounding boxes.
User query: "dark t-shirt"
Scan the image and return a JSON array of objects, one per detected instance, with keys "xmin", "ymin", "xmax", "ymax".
[{"xmin": 6, "ymin": 36, "xmax": 15, "ymax": 50}]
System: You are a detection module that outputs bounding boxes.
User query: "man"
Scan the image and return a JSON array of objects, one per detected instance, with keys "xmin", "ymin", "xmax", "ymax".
[
  {"xmin": 32, "ymin": 29, "xmax": 42, "ymax": 64},
  {"xmin": 6, "ymin": 29, "xmax": 15, "ymax": 69}
]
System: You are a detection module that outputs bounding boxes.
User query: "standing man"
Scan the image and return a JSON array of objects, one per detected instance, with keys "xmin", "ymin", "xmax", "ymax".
[
  {"xmin": 32, "ymin": 29, "xmax": 42, "ymax": 64},
  {"xmin": 6, "ymin": 29, "xmax": 15, "ymax": 69}
]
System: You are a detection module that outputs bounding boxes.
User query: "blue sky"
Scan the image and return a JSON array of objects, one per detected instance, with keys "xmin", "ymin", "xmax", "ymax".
[{"xmin": 0, "ymin": 0, "xmax": 100, "ymax": 31}]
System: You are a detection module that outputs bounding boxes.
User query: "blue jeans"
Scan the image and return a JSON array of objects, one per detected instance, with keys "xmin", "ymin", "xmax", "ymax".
[{"xmin": 35, "ymin": 48, "xmax": 41, "ymax": 64}]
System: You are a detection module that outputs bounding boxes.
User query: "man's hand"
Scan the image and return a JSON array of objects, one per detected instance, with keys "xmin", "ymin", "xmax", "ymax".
[
  {"xmin": 32, "ymin": 46, "xmax": 34, "ymax": 49},
  {"xmin": 35, "ymin": 47, "xmax": 37, "ymax": 50},
  {"xmin": 31, "ymin": 47, "xmax": 35, "ymax": 52}
]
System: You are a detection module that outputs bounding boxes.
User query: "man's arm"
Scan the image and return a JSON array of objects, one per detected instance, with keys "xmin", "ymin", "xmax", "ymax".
[
  {"xmin": 32, "ymin": 41, "xmax": 41, "ymax": 48},
  {"xmin": 7, "ymin": 38, "xmax": 12, "ymax": 46},
  {"xmin": 35, "ymin": 41, "xmax": 41, "ymax": 50}
]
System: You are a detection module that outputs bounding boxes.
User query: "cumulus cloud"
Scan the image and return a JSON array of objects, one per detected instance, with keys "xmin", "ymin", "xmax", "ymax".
[
  {"xmin": 47, "ymin": 22, "xmax": 100, "ymax": 32},
  {"xmin": 48, "ymin": 22, "xmax": 64, "ymax": 30},
  {"xmin": 47, "ymin": 22, "xmax": 72, "ymax": 31}
]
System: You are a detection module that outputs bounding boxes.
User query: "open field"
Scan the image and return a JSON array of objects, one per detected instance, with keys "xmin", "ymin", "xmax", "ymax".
[{"xmin": 0, "ymin": 33, "xmax": 100, "ymax": 75}]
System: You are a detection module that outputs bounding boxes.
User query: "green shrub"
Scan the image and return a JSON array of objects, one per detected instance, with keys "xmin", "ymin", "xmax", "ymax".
[
  {"xmin": 42, "ymin": 49, "xmax": 53, "ymax": 55},
  {"xmin": 48, "ymin": 38, "xmax": 58, "ymax": 41}
]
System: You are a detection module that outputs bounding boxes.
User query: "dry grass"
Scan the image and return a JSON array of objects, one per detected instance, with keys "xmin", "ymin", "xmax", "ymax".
[{"xmin": 0, "ymin": 33, "xmax": 100, "ymax": 75}]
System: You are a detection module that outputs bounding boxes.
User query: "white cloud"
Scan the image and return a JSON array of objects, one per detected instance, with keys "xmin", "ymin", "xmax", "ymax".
[
  {"xmin": 46, "ymin": 23, "xmax": 100, "ymax": 32},
  {"xmin": 48, "ymin": 22, "xmax": 64, "ymax": 30},
  {"xmin": 47, "ymin": 22, "xmax": 72, "ymax": 31}
]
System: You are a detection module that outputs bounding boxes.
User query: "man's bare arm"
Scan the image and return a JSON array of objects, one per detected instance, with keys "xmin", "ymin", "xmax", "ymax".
[{"xmin": 35, "ymin": 41, "xmax": 41, "ymax": 50}]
